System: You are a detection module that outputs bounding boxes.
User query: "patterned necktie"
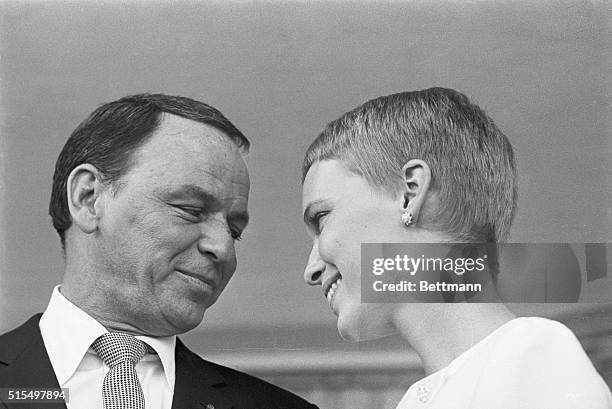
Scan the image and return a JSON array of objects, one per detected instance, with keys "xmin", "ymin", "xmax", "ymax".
[{"xmin": 91, "ymin": 332, "xmax": 149, "ymax": 409}]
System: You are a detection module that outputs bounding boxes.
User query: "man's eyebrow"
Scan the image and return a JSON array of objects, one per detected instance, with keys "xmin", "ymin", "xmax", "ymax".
[
  {"xmin": 158, "ymin": 184, "xmax": 219, "ymax": 205},
  {"xmin": 158, "ymin": 184, "xmax": 249, "ymax": 226}
]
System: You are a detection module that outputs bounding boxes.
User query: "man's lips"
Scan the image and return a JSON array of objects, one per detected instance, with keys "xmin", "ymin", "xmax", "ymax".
[{"xmin": 176, "ymin": 269, "xmax": 219, "ymax": 290}]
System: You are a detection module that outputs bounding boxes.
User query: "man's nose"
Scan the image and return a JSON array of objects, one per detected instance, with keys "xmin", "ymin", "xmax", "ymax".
[
  {"xmin": 304, "ymin": 243, "xmax": 325, "ymax": 285},
  {"xmin": 197, "ymin": 218, "xmax": 235, "ymax": 263}
]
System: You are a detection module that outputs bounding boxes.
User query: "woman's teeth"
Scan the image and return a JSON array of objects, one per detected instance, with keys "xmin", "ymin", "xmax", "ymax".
[{"xmin": 326, "ymin": 277, "xmax": 342, "ymax": 303}]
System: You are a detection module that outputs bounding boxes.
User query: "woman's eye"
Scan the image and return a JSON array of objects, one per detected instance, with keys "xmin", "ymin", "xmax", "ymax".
[
  {"xmin": 230, "ymin": 230, "xmax": 243, "ymax": 241},
  {"xmin": 313, "ymin": 211, "xmax": 329, "ymax": 233}
]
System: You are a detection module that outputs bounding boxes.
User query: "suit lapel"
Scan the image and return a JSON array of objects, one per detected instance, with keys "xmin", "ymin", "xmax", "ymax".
[
  {"xmin": 0, "ymin": 314, "xmax": 67, "ymax": 409},
  {"xmin": 171, "ymin": 339, "xmax": 232, "ymax": 409},
  {"xmin": 1, "ymin": 316, "xmax": 234, "ymax": 409}
]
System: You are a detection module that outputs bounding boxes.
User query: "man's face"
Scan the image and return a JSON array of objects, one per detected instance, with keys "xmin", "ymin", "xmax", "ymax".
[{"xmin": 94, "ymin": 113, "xmax": 249, "ymax": 336}]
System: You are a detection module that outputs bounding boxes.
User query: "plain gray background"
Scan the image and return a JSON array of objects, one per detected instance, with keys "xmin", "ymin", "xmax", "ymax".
[{"xmin": 0, "ymin": 1, "xmax": 610, "ymax": 338}]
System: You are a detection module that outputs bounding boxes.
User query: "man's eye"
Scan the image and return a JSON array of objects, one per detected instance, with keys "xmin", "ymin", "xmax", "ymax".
[{"xmin": 176, "ymin": 206, "xmax": 202, "ymax": 219}]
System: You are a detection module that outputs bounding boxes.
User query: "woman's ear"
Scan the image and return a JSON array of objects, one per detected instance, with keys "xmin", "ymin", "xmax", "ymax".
[
  {"xmin": 400, "ymin": 159, "xmax": 431, "ymax": 225},
  {"xmin": 66, "ymin": 164, "xmax": 105, "ymax": 234}
]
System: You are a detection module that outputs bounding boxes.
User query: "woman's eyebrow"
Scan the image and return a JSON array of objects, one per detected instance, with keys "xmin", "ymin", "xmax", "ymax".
[
  {"xmin": 303, "ymin": 199, "xmax": 329, "ymax": 225},
  {"xmin": 228, "ymin": 209, "xmax": 250, "ymax": 229}
]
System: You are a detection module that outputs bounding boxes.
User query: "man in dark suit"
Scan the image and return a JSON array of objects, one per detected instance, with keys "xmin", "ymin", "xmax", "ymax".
[{"xmin": 0, "ymin": 94, "xmax": 318, "ymax": 409}]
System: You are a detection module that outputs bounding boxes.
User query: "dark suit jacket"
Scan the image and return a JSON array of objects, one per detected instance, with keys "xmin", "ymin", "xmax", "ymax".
[{"xmin": 0, "ymin": 315, "xmax": 318, "ymax": 409}]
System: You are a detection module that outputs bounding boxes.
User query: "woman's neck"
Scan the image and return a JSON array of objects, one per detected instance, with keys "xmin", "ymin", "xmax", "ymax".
[{"xmin": 392, "ymin": 303, "xmax": 516, "ymax": 374}]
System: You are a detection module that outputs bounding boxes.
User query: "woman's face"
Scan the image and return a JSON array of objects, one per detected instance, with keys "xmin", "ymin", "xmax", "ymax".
[{"xmin": 302, "ymin": 160, "xmax": 410, "ymax": 340}]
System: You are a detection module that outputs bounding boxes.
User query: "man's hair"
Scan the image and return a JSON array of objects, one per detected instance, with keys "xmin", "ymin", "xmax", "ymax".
[
  {"xmin": 50, "ymin": 93, "xmax": 249, "ymax": 247},
  {"xmin": 302, "ymin": 87, "xmax": 517, "ymax": 243}
]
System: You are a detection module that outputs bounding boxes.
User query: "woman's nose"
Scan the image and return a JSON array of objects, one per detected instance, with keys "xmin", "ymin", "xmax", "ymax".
[{"xmin": 304, "ymin": 243, "xmax": 325, "ymax": 285}]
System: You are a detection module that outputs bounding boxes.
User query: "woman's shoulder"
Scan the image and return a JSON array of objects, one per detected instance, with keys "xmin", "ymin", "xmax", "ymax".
[
  {"xmin": 450, "ymin": 316, "xmax": 582, "ymax": 369},
  {"xmin": 472, "ymin": 316, "xmax": 611, "ymax": 408},
  {"xmin": 481, "ymin": 316, "xmax": 598, "ymax": 377},
  {"xmin": 396, "ymin": 317, "xmax": 611, "ymax": 409},
  {"xmin": 492, "ymin": 316, "xmax": 577, "ymax": 343}
]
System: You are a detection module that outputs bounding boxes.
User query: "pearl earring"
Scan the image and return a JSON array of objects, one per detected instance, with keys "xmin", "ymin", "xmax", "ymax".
[{"xmin": 401, "ymin": 211, "xmax": 414, "ymax": 227}]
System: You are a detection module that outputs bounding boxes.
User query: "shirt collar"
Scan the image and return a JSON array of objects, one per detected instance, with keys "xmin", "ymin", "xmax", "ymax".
[
  {"xmin": 39, "ymin": 285, "xmax": 176, "ymax": 391},
  {"xmin": 136, "ymin": 333, "xmax": 176, "ymax": 392}
]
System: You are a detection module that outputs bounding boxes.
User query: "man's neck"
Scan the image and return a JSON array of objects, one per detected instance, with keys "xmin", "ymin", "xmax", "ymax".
[{"xmin": 59, "ymin": 278, "xmax": 149, "ymax": 336}]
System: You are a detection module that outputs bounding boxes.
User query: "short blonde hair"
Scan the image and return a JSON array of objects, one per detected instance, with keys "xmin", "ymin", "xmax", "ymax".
[{"xmin": 303, "ymin": 87, "xmax": 517, "ymax": 243}]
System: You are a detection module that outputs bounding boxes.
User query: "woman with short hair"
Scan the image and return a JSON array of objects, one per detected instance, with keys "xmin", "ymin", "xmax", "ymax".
[{"xmin": 301, "ymin": 88, "xmax": 610, "ymax": 408}]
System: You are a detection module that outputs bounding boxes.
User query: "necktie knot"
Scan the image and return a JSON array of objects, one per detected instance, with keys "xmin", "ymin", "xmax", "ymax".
[{"xmin": 92, "ymin": 332, "xmax": 148, "ymax": 367}]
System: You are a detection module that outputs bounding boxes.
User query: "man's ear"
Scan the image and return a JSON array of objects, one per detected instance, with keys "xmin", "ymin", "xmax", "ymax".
[
  {"xmin": 400, "ymin": 159, "xmax": 432, "ymax": 224},
  {"xmin": 66, "ymin": 164, "xmax": 106, "ymax": 234}
]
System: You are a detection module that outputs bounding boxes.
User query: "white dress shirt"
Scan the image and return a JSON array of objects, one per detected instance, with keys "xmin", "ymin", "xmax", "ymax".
[
  {"xmin": 396, "ymin": 317, "xmax": 611, "ymax": 409},
  {"xmin": 39, "ymin": 286, "xmax": 176, "ymax": 409}
]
